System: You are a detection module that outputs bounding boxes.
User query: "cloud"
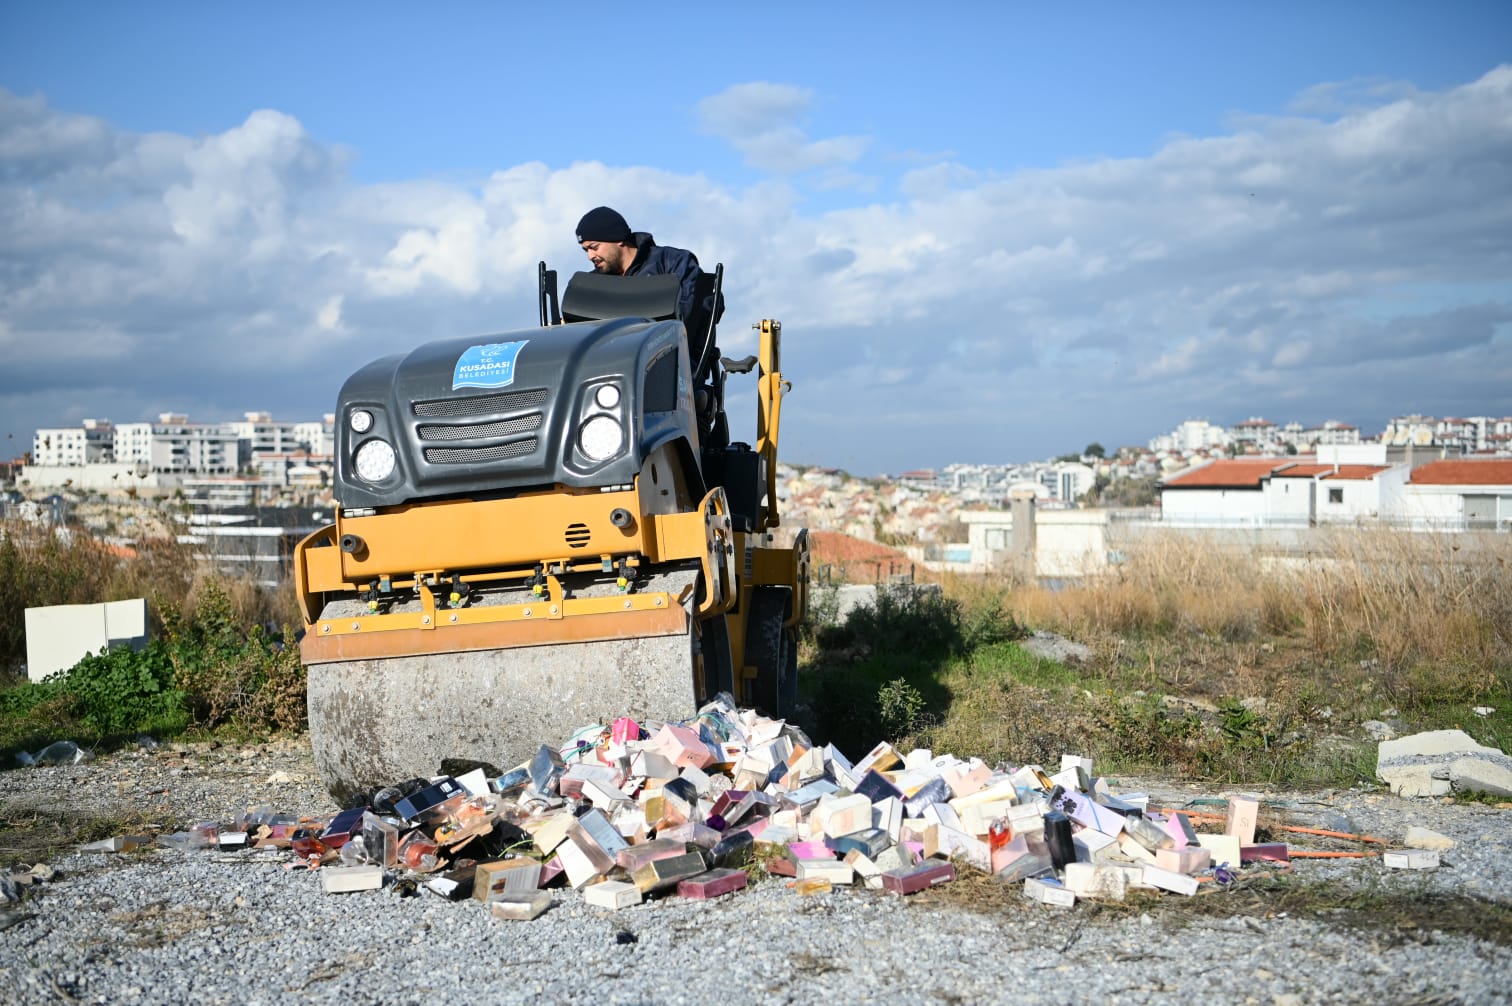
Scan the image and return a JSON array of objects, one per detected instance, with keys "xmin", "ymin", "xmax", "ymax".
[
  {"xmin": 696, "ymin": 82, "xmax": 869, "ymax": 173},
  {"xmin": 2, "ymin": 68, "xmax": 1511, "ymax": 473}
]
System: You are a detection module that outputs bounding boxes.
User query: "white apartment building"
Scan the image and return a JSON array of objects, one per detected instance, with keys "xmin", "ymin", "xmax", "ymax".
[
  {"xmin": 1148, "ymin": 419, "xmax": 1230, "ymax": 454},
  {"xmin": 230, "ymin": 411, "xmax": 333, "ymax": 461},
  {"xmin": 292, "ymin": 415, "xmax": 336, "ymax": 457},
  {"xmin": 33, "ymin": 427, "xmax": 88, "ymax": 466},
  {"xmin": 33, "ymin": 419, "xmax": 114, "ymax": 466},
  {"xmin": 115, "ymin": 415, "xmax": 238, "ymax": 474}
]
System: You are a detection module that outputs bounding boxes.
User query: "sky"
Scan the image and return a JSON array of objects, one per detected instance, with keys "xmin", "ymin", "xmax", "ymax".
[{"xmin": 2, "ymin": 2, "xmax": 1510, "ymax": 476}]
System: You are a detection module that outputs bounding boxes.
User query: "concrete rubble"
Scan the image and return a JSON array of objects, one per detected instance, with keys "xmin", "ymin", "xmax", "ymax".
[
  {"xmin": 65, "ymin": 694, "xmax": 1458, "ymax": 916},
  {"xmin": 1377, "ymin": 729, "xmax": 1512, "ymax": 799}
]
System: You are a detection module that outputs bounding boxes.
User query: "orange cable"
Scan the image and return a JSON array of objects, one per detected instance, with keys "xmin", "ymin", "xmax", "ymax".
[{"xmin": 1282, "ymin": 825, "xmax": 1387, "ymax": 844}]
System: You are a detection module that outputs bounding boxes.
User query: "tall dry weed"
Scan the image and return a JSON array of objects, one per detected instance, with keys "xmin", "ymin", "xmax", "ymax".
[{"xmin": 1005, "ymin": 527, "xmax": 1512, "ymax": 711}]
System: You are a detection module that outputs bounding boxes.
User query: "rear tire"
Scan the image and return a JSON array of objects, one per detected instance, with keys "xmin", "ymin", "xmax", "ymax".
[
  {"xmin": 746, "ymin": 586, "xmax": 791, "ymax": 716},
  {"xmin": 780, "ymin": 625, "xmax": 798, "ymax": 714},
  {"xmin": 698, "ymin": 614, "xmax": 735, "ymax": 703}
]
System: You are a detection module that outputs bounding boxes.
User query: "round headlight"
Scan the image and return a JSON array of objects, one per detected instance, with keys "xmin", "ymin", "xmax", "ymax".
[
  {"xmin": 349, "ymin": 409, "xmax": 374, "ymax": 434},
  {"xmin": 579, "ymin": 416, "xmax": 624, "ymax": 462},
  {"xmin": 594, "ymin": 384, "xmax": 621, "ymax": 409},
  {"xmin": 354, "ymin": 439, "xmax": 397, "ymax": 482}
]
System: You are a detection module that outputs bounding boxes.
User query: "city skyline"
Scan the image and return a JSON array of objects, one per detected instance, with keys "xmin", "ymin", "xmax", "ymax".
[{"xmin": 2, "ymin": 5, "xmax": 1509, "ymax": 473}]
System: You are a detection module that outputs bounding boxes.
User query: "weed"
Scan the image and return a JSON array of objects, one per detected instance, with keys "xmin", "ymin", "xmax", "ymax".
[
  {"xmin": 49, "ymin": 643, "xmax": 187, "ymax": 737},
  {"xmin": 877, "ymin": 678, "xmax": 927, "ymax": 737}
]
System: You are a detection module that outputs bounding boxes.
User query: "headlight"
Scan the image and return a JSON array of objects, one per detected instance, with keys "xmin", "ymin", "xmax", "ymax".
[
  {"xmin": 594, "ymin": 384, "xmax": 621, "ymax": 409},
  {"xmin": 349, "ymin": 409, "xmax": 373, "ymax": 433},
  {"xmin": 354, "ymin": 439, "xmax": 397, "ymax": 482},
  {"xmin": 579, "ymin": 416, "xmax": 624, "ymax": 462}
]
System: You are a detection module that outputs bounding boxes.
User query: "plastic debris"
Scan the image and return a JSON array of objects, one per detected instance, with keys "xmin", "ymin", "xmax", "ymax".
[{"xmin": 16, "ymin": 740, "xmax": 90, "ymax": 767}]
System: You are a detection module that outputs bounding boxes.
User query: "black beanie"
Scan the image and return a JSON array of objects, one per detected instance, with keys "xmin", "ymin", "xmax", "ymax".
[{"xmin": 576, "ymin": 206, "xmax": 633, "ymax": 244}]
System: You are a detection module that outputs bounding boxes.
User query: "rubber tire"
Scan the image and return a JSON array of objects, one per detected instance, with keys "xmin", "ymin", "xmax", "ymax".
[
  {"xmin": 780, "ymin": 625, "xmax": 799, "ymax": 715},
  {"xmin": 699, "ymin": 613, "xmax": 735, "ymax": 703},
  {"xmin": 746, "ymin": 586, "xmax": 791, "ymax": 716}
]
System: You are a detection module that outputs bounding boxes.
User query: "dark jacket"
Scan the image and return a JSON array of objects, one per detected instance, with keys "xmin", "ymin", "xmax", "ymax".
[{"xmin": 624, "ymin": 232, "xmax": 722, "ymax": 332}]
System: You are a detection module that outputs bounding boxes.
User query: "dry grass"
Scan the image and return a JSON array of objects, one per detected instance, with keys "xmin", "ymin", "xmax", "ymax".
[
  {"xmin": 0, "ymin": 519, "xmax": 298, "ymax": 677},
  {"xmin": 1004, "ymin": 529, "xmax": 1512, "ymax": 712},
  {"xmin": 836, "ymin": 529, "xmax": 1512, "ymax": 785}
]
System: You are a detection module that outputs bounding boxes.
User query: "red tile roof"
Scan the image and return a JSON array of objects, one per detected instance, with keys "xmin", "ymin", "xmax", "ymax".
[
  {"xmin": 1273, "ymin": 464, "xmax": 1332, "ymax": 478},
  {"xmin": 1322, "ymin": 465, "xmax": 1392, "ymax": 481},
  {"xmin": 1409, "ymin": 460, "xmax": 1512, "ymax": 486},
  {"xmin": 1162, "ymin": 458, "xmax": 1292, "ymax": 488}
]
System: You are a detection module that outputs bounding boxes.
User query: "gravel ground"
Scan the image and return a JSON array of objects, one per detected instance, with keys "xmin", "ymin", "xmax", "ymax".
[{"xmin": 1, "ymin": 738, "xmax": 1508, "ymax": 1006}]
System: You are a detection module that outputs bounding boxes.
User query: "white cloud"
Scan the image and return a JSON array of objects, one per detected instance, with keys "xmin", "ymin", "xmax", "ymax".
[
  {"xmin": 1, "ymin": 68, "xmax": 1510, "ymax": 472},
  {"xmin": 697, "ymin": 82, "xmax": 870, "ymax": 174}
]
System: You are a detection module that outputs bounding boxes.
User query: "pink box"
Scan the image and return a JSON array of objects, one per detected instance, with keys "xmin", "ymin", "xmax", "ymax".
[
  {"xmin": 677, "ymin": 868, "xmax": 749, "ymax": 899},
  {"xmin": 1226, "ymin": 797, "xmax": 1259, "ymax": 846},
  {"xmin": 1154, "ymin": 845, "xmax": 1211, "ymax": 875},
  {"xmin": 990, "ymin": 835, "xmax": 1029, "ymax": 874},
  {"xmin": 1240, "ymin": 843, "xmax": 1290, "ymax": 864},
  {"xmin": 880, "ymin": 862, "xmax": 956, "ymax": 894},
  {"xmin": 786, "ymin": 840, "xmax": 831, "ymax": 860},
  {"xmin": 653, "ymin": 724, "xmax": 716, "ymax": 769}
]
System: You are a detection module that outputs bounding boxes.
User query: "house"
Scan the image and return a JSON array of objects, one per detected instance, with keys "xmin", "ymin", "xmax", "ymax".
[
  {"xmin": 1159, "ymin": 456, "xmax": 1402, "ymax": 526},
  {"xmin": 1397, "ymin": 459, "xmax": 1512, "ymax": 529},
  {"xmin": 1159, "ymin": 458, "xmax": 1300, "ymax": 525}
]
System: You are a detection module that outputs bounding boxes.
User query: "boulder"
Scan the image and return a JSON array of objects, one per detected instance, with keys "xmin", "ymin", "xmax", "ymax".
[{"xmin": 1377, "ymin": 729, "xmax": 1512, "ymax": 798}]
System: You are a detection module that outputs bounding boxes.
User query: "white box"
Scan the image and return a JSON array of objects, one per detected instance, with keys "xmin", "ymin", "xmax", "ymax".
[
  {"xmin": 1383, "ymin": 849, "xmax": 1440, "ymax": 870},
  {"xmin": 1142, "ymin": 864, "xmax": 1199, "ymax": 896},
  {"xmin": 584, "ymin": 880, "xmax": 643, "ymax": 909},
  {"xmin": 321, "ymin": 865, "xmax": 383, "ymax": 894}
]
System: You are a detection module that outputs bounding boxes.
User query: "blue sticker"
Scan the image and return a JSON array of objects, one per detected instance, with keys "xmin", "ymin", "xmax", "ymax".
[{"xmin": 453, "ymin": 340, "xmax": 528, "ymax": 390}]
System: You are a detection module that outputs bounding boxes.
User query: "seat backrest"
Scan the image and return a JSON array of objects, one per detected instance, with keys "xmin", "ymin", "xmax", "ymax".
[
  {"xmin": 560, "ymin": 271, "xmax": 682, "ymax": 323},
  {"xmin": 686, "ymin": 266, "xmax": 725, "ymax": 385}
]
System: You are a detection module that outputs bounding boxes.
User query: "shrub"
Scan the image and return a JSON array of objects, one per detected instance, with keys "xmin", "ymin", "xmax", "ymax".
[
  {"xmin": 168, "ymin": 580, "xmax": 306, "ymax": 732},
  {"xmin": 877, "ymin": 678, "xmax": 926, "ymax": 737},
  {"xmin": 50, "ymin": 643, "xmax": 187, "ymax": 737}
]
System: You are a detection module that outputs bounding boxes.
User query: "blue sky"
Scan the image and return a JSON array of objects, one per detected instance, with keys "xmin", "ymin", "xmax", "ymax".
[{"xmin": 2, "ymin": 2, "xmax": 1510, "ymax": 474}]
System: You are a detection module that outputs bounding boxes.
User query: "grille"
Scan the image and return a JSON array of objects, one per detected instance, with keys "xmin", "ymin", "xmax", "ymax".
[
  {"xmin": 564, "ymin": 523, "xmax": 591, "ymax": 548},
  {"xmin": 413, "ymin": 388, "xmax": 548, "ymax": 418},
  {"xmin": 417, "ymin": 415, "xmax": 542, "ymax": 441},
  {"xmin": 423, "ymin": 439, "xmax": 537, "ymax": 464}
]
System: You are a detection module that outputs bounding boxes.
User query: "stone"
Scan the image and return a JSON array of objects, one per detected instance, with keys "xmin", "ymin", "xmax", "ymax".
[
  {"xmin": 1402, "ymin": 826, "xmax": 1455, "ymax": 851},
  {"xmin": 1377, "ymin": 729, "xmax": 1509, "ymax": 798},
  {"xmin": 1449, "ymin": 754, "xmax": 1512, "ymax": 798}
]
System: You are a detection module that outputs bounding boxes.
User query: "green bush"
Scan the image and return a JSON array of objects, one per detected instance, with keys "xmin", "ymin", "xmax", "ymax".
[
  {"xmin": 51, "ymin": 643, "xmax": 187, "ymax": 737},
  {"xmin": 167, "ymin": 580, "xmax": 306, "ymax": 732}
]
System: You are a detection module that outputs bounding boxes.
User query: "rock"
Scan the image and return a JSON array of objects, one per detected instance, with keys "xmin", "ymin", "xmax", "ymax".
[
  {"xmin": 1377, "ymin": 730, "xmax": 1510, "ymax": 798},
  {"xmin": 1449, "ymin": 754, "xmax": 1512, "ymax": 798},
  {"xmin": 1403, "ymin": 826, "xmax": 1455, "ymax": 851},
  {"xmin": 1361, "ymin": 720, "xmax": 1395, "ymax": 742},
  {"xmin": 1019, "ymin": 631, "xmax": 1093, "ymax": 664}
]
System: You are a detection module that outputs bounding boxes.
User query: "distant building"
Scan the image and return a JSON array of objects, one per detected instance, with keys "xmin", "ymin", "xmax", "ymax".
[
  {"xmin": 1159, "ymin": 456, "xmax": 1401, "ymax": 526},
  {"xmin": 1399, "ymin": 459, "xmax": 1512, "ymax": 529}
]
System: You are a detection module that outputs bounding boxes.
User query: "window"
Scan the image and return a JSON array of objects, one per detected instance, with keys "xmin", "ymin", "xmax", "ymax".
[{"xmin": 1328, "ymin": 487, "xmax": 1343, "ymax": 504}]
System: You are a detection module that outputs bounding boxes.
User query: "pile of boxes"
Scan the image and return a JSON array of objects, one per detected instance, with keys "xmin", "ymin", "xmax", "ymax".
[{"xmin": 154, "ymin": 696, "xmax": 1303, "ymax": 914}]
